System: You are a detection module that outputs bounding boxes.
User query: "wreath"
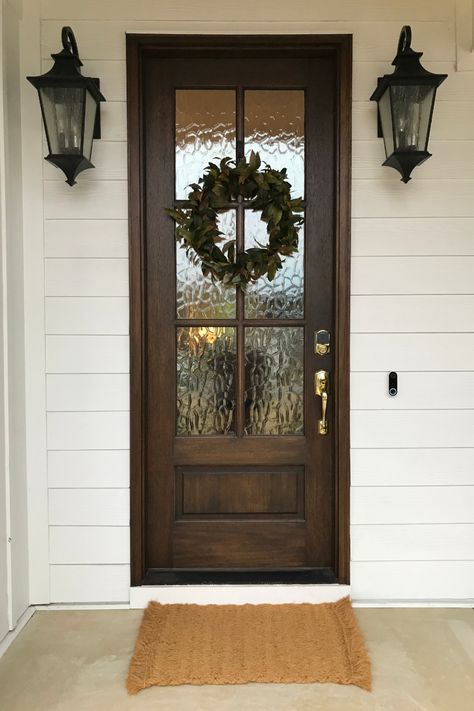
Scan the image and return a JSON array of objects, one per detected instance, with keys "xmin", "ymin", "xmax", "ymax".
[{"xmin": 166, "ymin": 151, "xmax": 304, "ymax": 288}]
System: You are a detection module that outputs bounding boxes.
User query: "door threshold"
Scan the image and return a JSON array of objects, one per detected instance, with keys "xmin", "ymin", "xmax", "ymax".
[
  {"xmin": 130, "ymin": 581, "xmax": 350, "ymax": 608},
  {"xmin": 142, "ymin": 568, "xmax": 337, "ymax": 586}
]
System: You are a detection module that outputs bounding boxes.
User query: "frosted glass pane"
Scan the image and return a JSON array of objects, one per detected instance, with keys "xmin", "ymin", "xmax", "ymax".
[
  {"xmin": 244, "ymin": 327, "xmax": 304, "ymax": 436},
  {"xmin": 244, "ymin": 210, "xmax": 304, "ymax": 319},
  {"xmin": 83, "ymin": 89, "xmax": 97, "ymax": 161},
  {"xmin": 378, "ymin": 89, "xmax": 394, "ymax": 156},
  {"xmin": 39, "ymin": 87, "xmax": 84, "ymax": 154},
  {"xmin": 176, "ymin": 210, "xmax": 237, "ymax": 319},
  {"xmin": 245, "ymin": 90, "xmax": 304, "ymax": 198},
  {"xmin": 391, "ymin": 85, "xmax": 435, "ymax": 152},
  {"xmin": 177, "ymin": 327, "xmax": 236, "ymax": 436},
  {"xmin": 175, "ymin": 90, "xmax": 236, "ymax": 199}
]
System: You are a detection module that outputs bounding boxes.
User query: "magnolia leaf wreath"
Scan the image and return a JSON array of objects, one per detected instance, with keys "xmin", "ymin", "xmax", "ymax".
[{"xmin": 166, "ymin": 151, "xmax": 304, "ymax": 288}]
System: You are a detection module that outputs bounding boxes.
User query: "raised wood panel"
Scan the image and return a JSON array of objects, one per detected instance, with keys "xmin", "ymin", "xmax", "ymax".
[
  {"xmin": 50, "ymin": 564, "xmax": 130, "ymax": 603},
  {"xmin": 47, "ymin": 411, "xmax": 130, "ymax": 450},
  {"xmin": 351, "ymin": 448, "xmax": 474, "ymax": 487},
  {"xmin": 41, "ymin": 21, "xmax": 453, "ymax": 62},
  {"xmin": 45, "ymin": 297, "xmax": 129, "ymax": 335},
  {"xmin": 352, "ymin": 141, "xmax": 474, "ymax": 181},
  {"xmin": 46, "ymin": 335, "xmax": 129, "ymax": 373},
  {"xmin": 352, "ymin": 179, "xmax": 474, "ymax": 219},
  {"xmin": 177, "ymin": 467, "xmax": 302, "ymax": 517},
  {"xmin": 351, "ymin": 561, "xmax": 474, "ymax": 600},
  {"xmin": 45, "ymin": 220, "xmax": 128, "ymax": 257},
  {"xmin": 351, "ymin": 410, "xmax": 474, "ymax": 448},
  {"xmin": 351, "ymin": 333, "xmax": 474, "ymax": 371},
  {"xmin": 352, "ymin": 486, "xmax": 474, "ymax": 525},
  {"xmin": 351, "ymin": 371, "xmax": 474, "ymax": 410},
  {"xmin": 173, "ymin": 521, "xmax": 306, "ymax": 568},
  {"xmin": 351, "ymin": 295, "xmax": 474, "ymax": 333},
  {"xmin": 40, "ymin": 3, "xmax": 450, "ymax": 23},
  {"xmin": 47, "ymin": 374, "xmax": 129, "ymax": 411},
  {"xmin": 352, "ymin": 218, "xmax": 474, "ymax": 256},
  {"xmin": 175, "ymin": 436, "xmax": 306, "ymax": 465},
  {"xmin": 44, "ymin": 181, "xmax": 128, "ymax": 220},
  {"xmin": 351, "ymin": 524, "xmax": 474, "ymax": 561},
  {"xmin": 49, "ymin": 526, "xmax": 130, "ymax": 563},
  {"xmin": 353, "ymin": 103, "xmax": 474, "ymax": 141},
  {"xmin": 48, "ymin": 450, "xmax": 129, "ymax": 488},
  {"xmin": 352, "ymin": 256, "xmax": 474, "ymax": 295},
  {"xmin": 48, "ymin": 488, "xmax": 129, "ymax": 526},
  {"xmin": 44, "ymin": 142, "xmax": 128, "ymax": 182},
  {"xmin": 45, "ymin": 258, "xmax": 129, "ymax": 297}
]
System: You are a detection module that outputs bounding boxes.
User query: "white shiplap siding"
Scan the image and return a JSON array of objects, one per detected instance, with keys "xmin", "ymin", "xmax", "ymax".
[{"xmin": 37, "ymin": 0, "xmax": 474, "ymax": 603}]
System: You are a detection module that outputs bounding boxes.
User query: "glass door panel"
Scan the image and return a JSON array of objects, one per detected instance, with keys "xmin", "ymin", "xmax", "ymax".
[
  {"xmin": 176, "ymin": 210, "xmax": 237, "ymax": 319},
  {"xmin": 244, "ymin": 90, "xmax": 305, "ymax": 198},
  {"xmin": 244, "ymin": 327, "xmax": 304, "ymax": 435},
  {"xmin": 176, "ymin": 326, "xmax": 236, "ymax": 435},
  {"xmin": 175, "ymin": 89, "xmax": 236, "ymax": 199},
  {"xmin": 244, "ymin": 209, "xmax": 305, "ymax": 319}
]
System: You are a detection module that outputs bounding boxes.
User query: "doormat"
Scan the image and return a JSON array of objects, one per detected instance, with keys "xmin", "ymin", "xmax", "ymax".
[{"xmin": 126, "ymin": 596, "xmax": 371, "ymax": 694}]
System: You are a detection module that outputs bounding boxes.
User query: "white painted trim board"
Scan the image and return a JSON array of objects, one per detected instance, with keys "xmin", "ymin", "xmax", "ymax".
[
  {"xmin": 0, "ymin": 606, "xmax": 35, "ymax": 659},
  {"xmin": 129, "ymin": 585, "xmax": 351, "ymax": 608}
]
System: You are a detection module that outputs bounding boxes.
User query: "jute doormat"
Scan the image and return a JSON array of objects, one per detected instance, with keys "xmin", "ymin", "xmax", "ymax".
[{"xmin": 126, "ymin": 596, "xmax": 371, "ymax": 694}]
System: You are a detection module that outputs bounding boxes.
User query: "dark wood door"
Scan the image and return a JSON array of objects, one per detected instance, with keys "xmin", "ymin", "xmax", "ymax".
[{"xmin": 128, "ymin": 36, "xmax": 351, "ymax": 585}]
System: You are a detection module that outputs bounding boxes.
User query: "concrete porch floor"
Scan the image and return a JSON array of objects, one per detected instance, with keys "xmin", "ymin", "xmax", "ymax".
[{"xmin": 0, "ymin": 607, "xmax": 473, "ymax": 710}]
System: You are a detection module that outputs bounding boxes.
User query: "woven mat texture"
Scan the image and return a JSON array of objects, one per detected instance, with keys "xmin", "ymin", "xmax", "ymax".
[{"xmin": 127, "ymin": 596, "xmax": 371, "ymax": 694}]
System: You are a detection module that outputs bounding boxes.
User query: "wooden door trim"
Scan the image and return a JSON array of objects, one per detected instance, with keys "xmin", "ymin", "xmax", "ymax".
[{"xmin": 127, "ymin": 34, "xmax": 352, "ymax": 586}]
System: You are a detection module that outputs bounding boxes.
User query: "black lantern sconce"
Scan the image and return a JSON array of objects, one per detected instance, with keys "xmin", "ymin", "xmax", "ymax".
[
  {"xmin": 27, "ymin": 27, "xmax": 106, "ymax": 186},
  {"xmin": 370, "ymin": 26, "xmax": 447, "ymax": 183}
]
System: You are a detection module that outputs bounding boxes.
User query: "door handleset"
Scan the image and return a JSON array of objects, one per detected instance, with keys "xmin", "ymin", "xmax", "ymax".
[{"xmin": 314, "ymin": 370, "xmax": 329, "ymax": 435}]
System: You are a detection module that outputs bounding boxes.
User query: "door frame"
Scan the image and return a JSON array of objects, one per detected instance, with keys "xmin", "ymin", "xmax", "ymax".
[{"xmin": 126, "ymin": 33, "xmax": 352, "ymax": 586}]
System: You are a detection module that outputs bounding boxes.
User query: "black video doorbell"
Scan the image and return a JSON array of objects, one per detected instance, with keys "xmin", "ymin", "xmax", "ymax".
[{"xmin": 388, "ymin": 371, "xmax": 398, "ymax": 397}]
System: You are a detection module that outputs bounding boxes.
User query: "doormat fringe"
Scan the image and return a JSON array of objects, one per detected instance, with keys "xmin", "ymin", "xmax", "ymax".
[{"xmin": 127, "ymin": 596, "xmax": 371, "ymax": 694}]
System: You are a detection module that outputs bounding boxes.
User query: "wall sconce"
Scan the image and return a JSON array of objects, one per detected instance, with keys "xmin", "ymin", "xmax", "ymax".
[
  {"xmin": 27, "ymin": 26, "xmax": 106, "ymax": 186},
  {"xmin": 370, "ymin": 26, "xmax": 447, "ymax": 183}
]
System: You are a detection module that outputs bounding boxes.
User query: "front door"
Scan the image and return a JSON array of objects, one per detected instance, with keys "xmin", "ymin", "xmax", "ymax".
[{"xmin": 128, "ymin": 35, "xmax": 351, "ymax": 585}]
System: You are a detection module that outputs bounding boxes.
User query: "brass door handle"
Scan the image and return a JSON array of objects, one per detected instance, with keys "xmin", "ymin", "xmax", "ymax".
[{"xmin": 315, "ymin": 370, "xmax": 329, "ymax": 435}]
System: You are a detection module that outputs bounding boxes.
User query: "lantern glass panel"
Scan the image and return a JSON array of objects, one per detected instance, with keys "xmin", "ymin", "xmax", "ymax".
[
  {"xmin": 390, "ymin": 84, "xmax": 435, "ymax": 152},
  {"xmin": 83, "ymin": 89, "xmax": 98, "ymax": 160},
  {"xmin": 378, "ymin": 88, "xmax": 394, "ymax": 157},
  {"xmin": 39, "ymin": 86, "xmax": 85, "ymax": 155}
]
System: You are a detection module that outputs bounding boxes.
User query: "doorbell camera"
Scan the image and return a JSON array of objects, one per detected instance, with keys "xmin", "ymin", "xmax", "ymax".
[{"xmin": 388, "ymin": 371, "xmax": 398, "ymax": 397}]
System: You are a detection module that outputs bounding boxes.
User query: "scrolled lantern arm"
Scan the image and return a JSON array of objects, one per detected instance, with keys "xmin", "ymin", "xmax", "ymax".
[
  {"xmin": 397, "ymin": 25, "xmax": 412, "ymax": 56},
  {"xmin": 61, "ymin": 26, "xmax": 80, "ymax": 60}
]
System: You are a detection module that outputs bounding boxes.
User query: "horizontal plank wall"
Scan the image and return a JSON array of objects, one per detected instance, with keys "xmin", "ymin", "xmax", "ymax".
[{"xmin": 36, "ymin": 0, "xmax": 474, "ymax": 603}]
